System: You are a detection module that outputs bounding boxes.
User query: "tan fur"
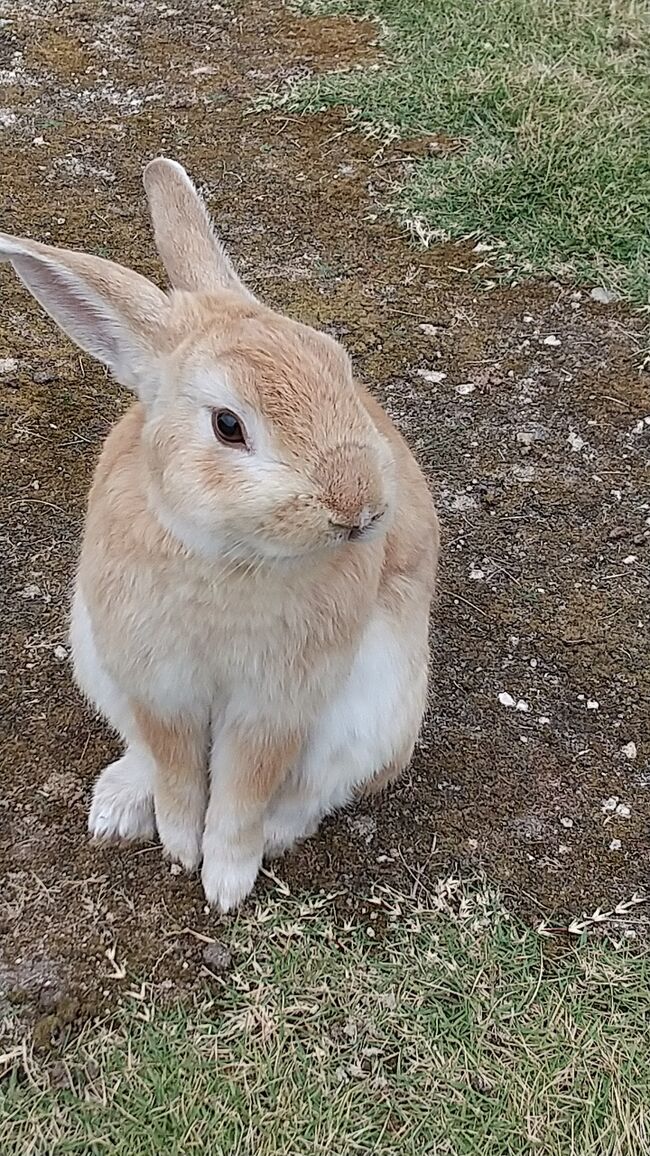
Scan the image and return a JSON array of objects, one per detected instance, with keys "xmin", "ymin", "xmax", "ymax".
[
  {"xmin": 132, "ymin": 702, "xmax": 208, "ymax": 851},
  {"xmin": 0, "ymin": 158, "xmax": 440, "ymax": 910}
]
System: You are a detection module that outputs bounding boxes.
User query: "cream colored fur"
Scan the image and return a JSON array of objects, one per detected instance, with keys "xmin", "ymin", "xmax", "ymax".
[{"xmin": 0, "ymin": 158, "xmax": 439, "ymax": 911}]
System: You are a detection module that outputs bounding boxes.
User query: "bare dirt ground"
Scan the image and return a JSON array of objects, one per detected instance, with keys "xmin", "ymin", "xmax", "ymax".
[{"xmin": 1, "ymin": 0, "xmax": 648, "ymax": 1040}]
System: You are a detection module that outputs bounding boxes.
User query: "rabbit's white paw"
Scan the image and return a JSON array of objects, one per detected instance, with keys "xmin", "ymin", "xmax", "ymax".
[
  {"xmin": 89, "ymin": 753, "xmax": 155, "ymax": 842},
  {"xmin": 201, "ymin": 844, "xmax": 260, "ymax": 912},
  {"xmin": 264, "ymin": 799, "xmax": 320, "ymax": 858},
  {"xmin": 155, "ymin": 810, "xmax": 203, "ymax": 873}
]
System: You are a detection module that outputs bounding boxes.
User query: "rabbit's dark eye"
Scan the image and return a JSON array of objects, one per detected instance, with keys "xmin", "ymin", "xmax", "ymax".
[{"xmin": 212, "ymin": 409, "xmax": 247, "ymax": 447}]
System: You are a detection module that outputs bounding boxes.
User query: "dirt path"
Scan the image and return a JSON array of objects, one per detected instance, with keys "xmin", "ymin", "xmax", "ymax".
[{"xmin": 1, "ymin": 0, "xmax": 649, "ymax": 1034}]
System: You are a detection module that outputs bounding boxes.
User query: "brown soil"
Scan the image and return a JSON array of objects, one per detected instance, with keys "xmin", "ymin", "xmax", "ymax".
[{"xmin": 1, "ymin": 0, "xmax": 649, "ymax": 1038}]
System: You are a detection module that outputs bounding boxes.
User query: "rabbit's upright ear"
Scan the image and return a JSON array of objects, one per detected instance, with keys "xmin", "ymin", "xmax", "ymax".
[
  {"xmin": 0, "ymin": 232, "xmax": 169, "ymax": 400},
  {"xmin": 143, "ymin": 158, "xmax": 255, "ymax": 299}
]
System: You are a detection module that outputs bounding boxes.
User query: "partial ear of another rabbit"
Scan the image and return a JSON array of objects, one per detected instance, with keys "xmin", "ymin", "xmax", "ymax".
[{"xmin": 0, "ymin": 159, "xmax": 439, "ymax": 912}]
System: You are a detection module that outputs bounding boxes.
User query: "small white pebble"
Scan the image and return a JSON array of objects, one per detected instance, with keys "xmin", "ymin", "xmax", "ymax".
[
  {"xmin": 538, "ymin": 716, "xmax": 550, "ymax": 725},
  {"xmin": 0, "ymin": 357, "xmax": 18, "ymax": 374},
  {"xmin": 621, "ymin": 741, "xmax": 637, "ymax": 761},
  {"xmin": 419, "ymin": 323, "xmax": 440, "ymax": 337},
  {"xmin": 170, "ymin": 863, "xmax": 182, "ymax": 875},
  {"xmin": 543, "ymin": 335, "xmax": 561, "ymax": 347},
  {"xmin": 523, "ymin": 314, "xmax": 533, "ymax": 323},
  {"xmin": 558, "ymin": 844, "xmax": 570, "ymax": 855},
  {"xmin": 469, "ymin": 566, "xmax": 485, "ymax": 580},
  {"xmin": 416, "ymin": 369, "xmax": 447, "ymax": 384},
  {"xmin": 560, "ymin": 817, "xmax": 574, "ymax": 829},
  {"xmin": 568, "ymin": 430, "xmax": 585, "ymax": 452},
  {"xmin": 587, "ymin": 700, "xmax": 599, "ymax": 710},
  {"xmin": 33, "ymin": 135, "xmax": 45, "ymax": 146},
  {"xmin": 529, "ymin": 658, "xmax": 537, "ymax": 669},
  {"xmin": 615, "ymin": 802, "xmax": 631, "ymax": 818},
  {"xmin": 498, "ymin": 691, "xmax": 516, "ymax": 708},
  {"xmin": 515, "ymin": 700, "xmax": 530, "ymax": 713},
  {"xmin": 590, "ymin": 286, "xmax": 618, "ymax": 305},
  {"xmin": 53, "ymin": 645, "xmax": 68, "ymax": 661},
  {"xmin": 609, "ymin": 839, "xmax": 622, "ymax": 851},
  {"xmin": 456, "ymin": 382, "xmax": 475, "ymax": 395},
  {"xmin": 602, "ymin": 796, "xmax": 619, "ymax": 813},
  {"xmin": 468, "ymin": 838, "xmax": 478, "ymax": 851},
  {"xmin": 21, "ymin": 583, "xmax": 41, "ymax": 600},
  {"xmin": 623, "ymin": 555, "xmax": 637, "ymax": 565}
]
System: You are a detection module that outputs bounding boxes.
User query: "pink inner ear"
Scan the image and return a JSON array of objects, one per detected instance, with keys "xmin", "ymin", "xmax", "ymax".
[{"xmin": 12, "ymin": 253, "xmax": 120, "ymax": 365}]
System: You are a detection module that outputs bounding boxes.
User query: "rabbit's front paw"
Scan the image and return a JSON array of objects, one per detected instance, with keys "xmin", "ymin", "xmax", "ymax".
[
  {"xmin": 89, "ymin": 753, "xmax": 155, "ymax": 843},
  {"xmin": 156, "ymin": 810, "xmax": 203, "ymax": 873},
  {"xmin": 201, "ymin": 842, "xmax": 261, "ymax": 912}
]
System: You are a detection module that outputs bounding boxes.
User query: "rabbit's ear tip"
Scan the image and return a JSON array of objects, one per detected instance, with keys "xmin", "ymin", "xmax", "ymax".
[{"xmin": 143, "ymin": 157, "xmax": 191, "ymax": 189}]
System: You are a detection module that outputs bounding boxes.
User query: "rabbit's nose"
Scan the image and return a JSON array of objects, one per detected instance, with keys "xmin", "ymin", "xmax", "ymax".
[{"xmin": 330, "ymin": 508, "xmax": 386, "ymax": 541}]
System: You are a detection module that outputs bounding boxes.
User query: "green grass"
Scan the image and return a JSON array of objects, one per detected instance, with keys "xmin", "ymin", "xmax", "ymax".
[
  {"xmin": 287, "ymin": 0, "xmax": 650, "ymax": 302},
  {"xmin": 2, "ymin": 879, "xmax": 650, "ymax": 1155}
]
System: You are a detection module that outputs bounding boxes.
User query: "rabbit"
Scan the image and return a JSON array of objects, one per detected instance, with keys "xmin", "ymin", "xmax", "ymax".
[{"xmin": 0, "ymin": 158, "xmax": 440, "ymax": 911}]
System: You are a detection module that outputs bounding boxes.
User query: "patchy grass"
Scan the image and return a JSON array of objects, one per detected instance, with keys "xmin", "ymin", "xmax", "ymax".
[
  {"xmin": 2, "ymin": 879, "xmax": 650, "ymax": 1155},
  {"xmin": 288, "ymin": 0, "xmax": 650, "ymax": 302}
]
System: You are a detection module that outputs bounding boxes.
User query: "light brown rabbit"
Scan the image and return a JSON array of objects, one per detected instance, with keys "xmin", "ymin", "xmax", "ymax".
[{"xmin": 0, "ymin": 159, "xmax": 439, "ymax": 910}]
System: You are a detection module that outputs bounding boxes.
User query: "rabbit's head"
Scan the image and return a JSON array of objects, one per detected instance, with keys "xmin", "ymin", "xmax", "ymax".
[{"xmin": 0, "ymin": 160, "xmax": 394, "ymax": 561}]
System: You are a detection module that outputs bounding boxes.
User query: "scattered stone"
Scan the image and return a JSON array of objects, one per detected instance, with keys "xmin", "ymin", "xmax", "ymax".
[
  {"xmin": 202, "ymin": 941, "xmax": 233, "ymax": 972},
  {"xmin": 0, "ymin": 357, "xmax": 18, "ymax": 374},
  {"xmin": 347, "ymin": 815, "xmax": 377, "ymax": 842},
  {"xmin": 568, "ymin": 430, "xmax": 585, "ymax": 453},
  {"xmin": 602, "ymin": 796, "xmax": 619, "ymax": 813},
  {"xmin": 616, "ymin": 802, "xmax": 631, "ymax": 818},
  {"xmin": 456, "ymin": 382, "xmax": 475, "ymax": 395},
  {"xmin": 609, "ymin": 839, "xmax": 622, "ymax": 851},
  {"xmin": 53, "ymin": 645, "xmax": 68, "ymax": 661},
  {"xmin": 21, "ymin": 583, "xmax": 41, "ymax": 600},
  {"xmin": 449, "ymin": 493, "xmax": 478, "ymax": 512},
  {"xmin": 543, "ymin": 335, "xmax": 561, "ymax": 347},
  {"xmin": 587, "ymin": 700, "xmax": 599, "ymax": 710},
  {"xmin": 590, "ymin": 286, "xmax": 618, "ymax": 305},
  {"xmin": 623, "ymin": 555, "xmax": 637, "ymax": 565},
  {"xmin": 632, "ymin": 417, "xmax": 650, "ymax": 434},
  {"xmin": 538, "ymin": 716, "xmax": 550, "ymax": 725},
  {"xmin": 560, "ymin": 817, "xmax": 574, "ymax": 829},
  {"xmin": 419, "ymin": 323, "xmax": 439, "ymax": 337},
  {"xmin": 513, "ymin": 464, "xmax": 535, "ymax": 481},
  {"xmin": 621, "ymin": 741, "xmax": 637, "ymax": 761},
  {"xmin": 498, "ymin": 691, "xmax": 516, "ymax": 708},
  {"xmin": 416, "ymin": 369, "xmax": 446, "ymax": 384},
  {"xmin": 469, "ymin": 566, "xmax": 485, "ymax": 580},
  {"xmin": 33, "ymin": 370, "xmax": 55, "ymax": 384},
  {"xmin": 169, "ymin": 863, "xmax": 182, "ymax": 875},
  {"xmin": 515, "ymin": 700, "xmax": 530, "ymax": 713},
  {"xmin": 0, "ymin": 109, "xmax": 16, "ymax": 127}
]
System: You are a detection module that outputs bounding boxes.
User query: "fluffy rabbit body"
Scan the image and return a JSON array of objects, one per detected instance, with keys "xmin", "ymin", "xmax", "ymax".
[{"xmin": 0, "ymin": 160, "xmax": 439, "ymax": 910}]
